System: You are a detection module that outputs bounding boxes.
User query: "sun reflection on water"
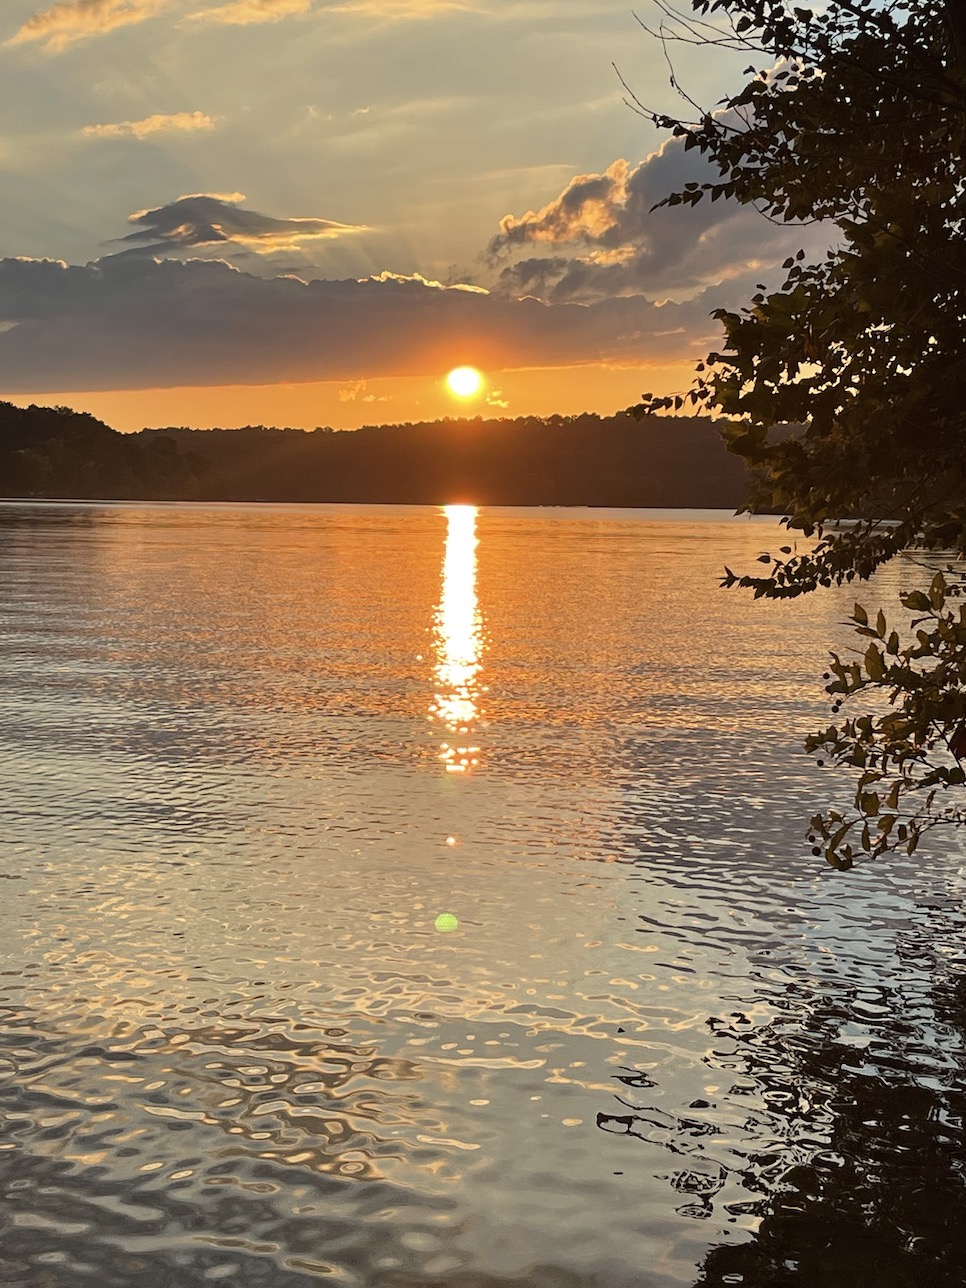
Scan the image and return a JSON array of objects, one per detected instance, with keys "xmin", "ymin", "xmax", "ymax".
[{"xmin": 431, "ymin": 504, "xmax": 484, "ymax": 772}]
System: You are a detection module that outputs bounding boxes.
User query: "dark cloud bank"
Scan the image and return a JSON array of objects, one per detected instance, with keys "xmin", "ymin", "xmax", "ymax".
[{"xmin": 0, "ymin": 254, "xmax": 738, "ymax": 392}]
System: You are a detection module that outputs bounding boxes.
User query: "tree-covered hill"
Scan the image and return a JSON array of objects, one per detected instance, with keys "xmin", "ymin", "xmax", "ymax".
[
  {"xmin": 0, "ymin": 401, "xmax": 751, "ymax": 508},
  {"xmin": 0, "ymin": 401, "xmax": 192, "ymax": 499}
]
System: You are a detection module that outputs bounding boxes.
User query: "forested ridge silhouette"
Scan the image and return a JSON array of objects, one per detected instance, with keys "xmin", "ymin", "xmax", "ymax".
[{"xmin": 0, "ymin": 401, "xmax": 752, "ymax": 507}]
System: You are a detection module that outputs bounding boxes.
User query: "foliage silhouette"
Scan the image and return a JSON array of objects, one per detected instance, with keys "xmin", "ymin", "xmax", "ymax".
[{"xmin": 633, "ymin": 0, "xmax": 966, "ymax": 866}]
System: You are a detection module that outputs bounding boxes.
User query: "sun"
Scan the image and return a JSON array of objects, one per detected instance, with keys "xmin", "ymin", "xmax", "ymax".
[{"xmin": 446, "ymin": 366, "xmax": 483, "ymax": 399}]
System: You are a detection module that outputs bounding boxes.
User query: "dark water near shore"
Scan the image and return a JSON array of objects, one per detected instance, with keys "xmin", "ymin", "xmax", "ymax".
[{"xmin": 1, "ymin": 501, "xmax": 965, "ymax": 1288}]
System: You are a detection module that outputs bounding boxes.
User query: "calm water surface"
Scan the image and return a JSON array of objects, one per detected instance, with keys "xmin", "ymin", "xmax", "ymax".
[{"xmin": 1, "ymin": 502, "xmax": 965, "ymax": 1288}]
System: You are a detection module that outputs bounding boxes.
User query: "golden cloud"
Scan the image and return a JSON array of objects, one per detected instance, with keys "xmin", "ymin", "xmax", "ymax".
[
  {"xmin": 9, "ymin": 0, "xmax": 168, "ymax": 52},
  {"xmin": 184, "ymin": 0, "xmax": 311, "ymax": 24},
  {"xmin": 82, "ymin": 111, "xmax": 219, "ymax": 139},
  {"xmin": 488, "ymin": 141, "xmax": 832, "ymax": 305},
  {"xmin": 328, "ymin": 0, "xmax": 480, "ymax": 13}
]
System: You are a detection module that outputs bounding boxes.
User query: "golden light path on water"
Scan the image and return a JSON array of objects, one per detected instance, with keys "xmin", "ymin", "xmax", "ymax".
[{"xmin": 431, "ymin": 503, "xmax": 484, "ymax": 774}]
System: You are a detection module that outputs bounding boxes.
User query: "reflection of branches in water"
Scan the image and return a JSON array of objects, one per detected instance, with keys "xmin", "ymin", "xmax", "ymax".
[
  {"xmin": 696, "ymin": 970, "xmax": 966, "ymax": 1288},
  {"xmin": 597, "ymin": 1102, "xmax": 731, "ymax": 1219},
  {"xmin": 597, "ymin": 907, "xmax": 966, "ymax": 1285}
]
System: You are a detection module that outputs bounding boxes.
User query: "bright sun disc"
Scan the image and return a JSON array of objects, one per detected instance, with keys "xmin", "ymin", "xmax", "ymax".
[{"xmin": 446, "ymin": 366, "xmax": 483, "ymax": 398}]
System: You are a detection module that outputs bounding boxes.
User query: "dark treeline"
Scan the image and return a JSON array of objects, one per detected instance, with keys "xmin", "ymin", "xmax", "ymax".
[
  {"xmin": 0, "ymin": 400, "xmax": 752, "ymax": 507},
  {"xmin": 0, "ymin": 402, "xmax": 190, "ymax": 500}
]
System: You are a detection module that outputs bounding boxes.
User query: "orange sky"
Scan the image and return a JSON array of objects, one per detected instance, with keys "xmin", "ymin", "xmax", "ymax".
[{"xmin": 9, "ymin": 361, "xmax": 695, "ymax": 432}]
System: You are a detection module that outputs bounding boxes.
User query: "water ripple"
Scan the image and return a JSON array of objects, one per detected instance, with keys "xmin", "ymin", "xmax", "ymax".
[{"xmin": 2, "ymin": 502, "xmax": 965, "ymax": 1286}]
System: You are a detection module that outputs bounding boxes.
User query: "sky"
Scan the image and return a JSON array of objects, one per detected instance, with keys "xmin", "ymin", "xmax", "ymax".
[{"xmin": 0, "ymin": 0, "xmax": 825, "ymax": 431}]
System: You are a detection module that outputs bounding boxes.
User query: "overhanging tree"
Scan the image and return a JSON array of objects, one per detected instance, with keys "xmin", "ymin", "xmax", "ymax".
[{"xmin": 632, "ymin": 0, "xmax": 966, "ymax": 866}]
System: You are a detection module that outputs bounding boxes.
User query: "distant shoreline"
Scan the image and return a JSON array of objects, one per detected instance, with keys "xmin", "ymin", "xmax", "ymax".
[
  {"xmin": 1, "ymin": 402, "xmax": 754, "ymax": 510},
  {"xmin": 0, "ymin": 497, "xmax": 781, "ymax": 524}
]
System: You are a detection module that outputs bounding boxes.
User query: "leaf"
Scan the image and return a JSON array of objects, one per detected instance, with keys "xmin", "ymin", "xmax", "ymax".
[
  {"xmin": 858, "ymin": 791, "xmax": 880, "ymax": 816},
  {"xmin": 864, "ymin": 644, "xmax": 885, "ymax": 683}
]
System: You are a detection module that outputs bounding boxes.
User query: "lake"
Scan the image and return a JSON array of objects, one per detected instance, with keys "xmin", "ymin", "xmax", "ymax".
[{"xmin": 1, "ymin": 502, "xmax": 965, "ymax": 1288}]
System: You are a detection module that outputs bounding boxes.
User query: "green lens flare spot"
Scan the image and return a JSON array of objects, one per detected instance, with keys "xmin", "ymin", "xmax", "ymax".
[{"xmin": 435, "ymin": 912, "xmax": 459, "ymax": 933}]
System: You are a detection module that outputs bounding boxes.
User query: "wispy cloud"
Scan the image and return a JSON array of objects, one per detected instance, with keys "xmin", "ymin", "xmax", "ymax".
[
  {"xmin": 10, "ymin": 0, "xmax": 485, "ymax": 49},
  {"xmin": 8, "ymin": 0, "xmax": 168, "ymax": 52},
  {"xmin": 337, "ymin": 379, "xmax": 388, "ymax": 403},
  {"xmin": 184, "ymin": 0, "xmax": 311, "ymax": 24},
  {"xmin": 184, "ymin": 0, "xmax": 475, "ymax": 25},
  {"xmin": 116, "ymin": 192, "xmax": 367, "ymax": 254},
  {"xmin": 364, "ymin": 269, "xmax": 487, "ymax": 294},
  {"xmin": 327, "ymin": 0, "xmax": 481, "ymax": 14},
  {"xmin": 82, "ymin": 111, "xmax": 219, "ymax": 139}
]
